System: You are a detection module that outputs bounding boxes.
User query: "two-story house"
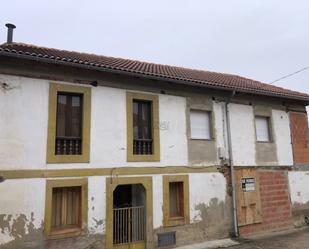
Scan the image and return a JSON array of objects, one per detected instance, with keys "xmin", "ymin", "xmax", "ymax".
[{"xmin": 1, "ymin": 24, "xmax": 309, "ymax": 249}]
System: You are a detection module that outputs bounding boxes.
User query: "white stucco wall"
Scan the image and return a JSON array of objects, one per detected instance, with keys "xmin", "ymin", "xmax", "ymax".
[
  {"xmin": 0, "ymin": 173, "xmax": 228, "ymax": 245},
  {"xmin": 213, "ymin": 101, "xmax": 228, "ymax": 160},
  {"xmin": 88, "ymin": 176, "xmax": 106, "ymax": 234},
  {"xmin": 189, "ymin": 173, "xmax": 226, "ymax": 223},
  {"xmin": 0, "ymin": 74, "xmax": 188, "ymax": 170},
  {"xmin": 288, "ymin": 171, "xmax": 309, "ymax": 205},
  {"xmin": 272, "ymin": 110, "xmax": 293, "ymax": 166},
  {"xmin": 0, "ymin": 179, "xmax": 45, "ymax": 245},
  {"xmin": 0, "ymin": 75, "xmax": 49, "ymax": 169},
  {"xmin": 229, "ymin": 103, "xmax": 256, "ymax": 166}
]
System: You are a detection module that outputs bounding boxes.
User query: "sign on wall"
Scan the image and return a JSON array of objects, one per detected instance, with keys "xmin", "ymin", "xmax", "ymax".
[{"xmin": 241, "ymin": 178, "xmax": 256, "ymax": 192}]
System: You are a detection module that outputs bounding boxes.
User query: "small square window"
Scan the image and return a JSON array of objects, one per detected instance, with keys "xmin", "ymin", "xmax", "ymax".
[
  {"xmin": 190, "ymin": 110, "xmax": 212, "ymax": 139},
  {"xmin": 255, "ymin": 116, "xmax": 271, "ymax": 142}
]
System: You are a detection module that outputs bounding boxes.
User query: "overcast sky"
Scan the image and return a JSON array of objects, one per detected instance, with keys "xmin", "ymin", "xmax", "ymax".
[{"xmin": 1, "ymin": 0, "xmax": 308, "ymax": 96}]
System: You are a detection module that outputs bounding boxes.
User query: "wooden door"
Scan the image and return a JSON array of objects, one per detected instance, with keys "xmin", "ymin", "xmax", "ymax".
[{"xmin": 235, "ymin": 168, "xmax": 262, "ymax": 226}]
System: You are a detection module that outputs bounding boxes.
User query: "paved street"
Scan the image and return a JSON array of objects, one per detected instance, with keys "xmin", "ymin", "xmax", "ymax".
[{"xmin": 230, "ymin": 228, "xmax": 309, "ymax": 249}]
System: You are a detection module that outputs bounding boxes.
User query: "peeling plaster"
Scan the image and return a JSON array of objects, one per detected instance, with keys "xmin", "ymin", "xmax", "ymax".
[{"xmin": 0, "ymin": 213, "xmax": 43, "ymax": 248}]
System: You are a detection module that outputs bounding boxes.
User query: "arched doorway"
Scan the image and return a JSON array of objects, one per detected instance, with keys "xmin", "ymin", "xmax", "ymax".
[
  {"xmin": 113, "ymin": 184, "xmax": 146, "ymax": 248},
  {"xmin": 106, "ymin": 177, "xmax": 153, "ymax": 249}
]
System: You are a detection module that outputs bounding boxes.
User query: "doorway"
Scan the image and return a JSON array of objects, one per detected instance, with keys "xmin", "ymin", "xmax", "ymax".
[
  {"xmin": 113, "ymin": 184, "xmax": 146, "ymax": 248},
  {"xmin": 106, "ymin": 177, "xmax": 153, "ymax": 249}
]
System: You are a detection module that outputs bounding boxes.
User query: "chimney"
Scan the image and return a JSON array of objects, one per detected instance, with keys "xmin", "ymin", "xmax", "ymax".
[{"xmin": 5, "ymin": 23, "xmax": 16, "ymax": 44}]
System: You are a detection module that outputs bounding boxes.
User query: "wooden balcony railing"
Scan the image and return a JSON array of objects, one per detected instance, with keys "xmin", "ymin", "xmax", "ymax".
[
  {"xmin": 133, "ymin": 139, "xmax": 153, "ymax": 155},
  {"xmin": 55, "ymin": 137, "xmax": 82, "ymax": 155}
]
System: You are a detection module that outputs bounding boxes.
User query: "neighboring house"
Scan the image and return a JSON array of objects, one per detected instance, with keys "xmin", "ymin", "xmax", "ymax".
[{"xmin": 0, "ymin": 25, "xmax": 309, "ymax": 249}]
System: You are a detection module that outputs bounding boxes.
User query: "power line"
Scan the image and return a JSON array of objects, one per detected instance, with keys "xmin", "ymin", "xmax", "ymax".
[{"xmin": 270, "ymin": 66, "xmax": 309, "ymax": 84}]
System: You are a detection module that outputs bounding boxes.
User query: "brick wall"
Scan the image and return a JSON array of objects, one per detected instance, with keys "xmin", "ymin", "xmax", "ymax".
[
  {"xmin": 290, "ymin": 111, "xmax": 309, "ymax": 165},
  {"xmin": 239, "ymin": 170, "xmax": 293, "ymax": 236}
]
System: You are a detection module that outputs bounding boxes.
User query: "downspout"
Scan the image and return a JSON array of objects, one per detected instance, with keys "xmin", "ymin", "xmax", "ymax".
[{"xmin": 225, "ymin": 89, "xmax": 238, "ymax": 237}]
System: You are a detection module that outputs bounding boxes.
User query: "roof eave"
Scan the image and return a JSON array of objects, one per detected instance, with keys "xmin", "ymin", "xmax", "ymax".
[{"xmin": 1, "ymin": 50, "xmax": 309, "ymax": 104}]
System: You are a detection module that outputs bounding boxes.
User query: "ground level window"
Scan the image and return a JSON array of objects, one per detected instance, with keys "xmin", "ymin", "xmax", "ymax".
[
  {"xmin": 51, "ymin": 186, "xmax": 81, "ymax": 235},
  {"xmin": 44, "ymin": 179, "xmax": 88, "ymax": 239},
  {"xmin": 169, "ymin": 182, "xmax": 184, "ymax": 218},
  {"xmin": 163, "ymin": 175, "xmax": 189, "ymax": 227}
]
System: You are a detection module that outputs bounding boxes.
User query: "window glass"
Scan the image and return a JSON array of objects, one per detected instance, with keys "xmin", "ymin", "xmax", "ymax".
[
  {"xmin": 190, "ymin": 110, "xmax": 211, "ymax": 139},
  {"xmin": 255, "ymin": 116, "xmax": 271, "ymax": 142}
]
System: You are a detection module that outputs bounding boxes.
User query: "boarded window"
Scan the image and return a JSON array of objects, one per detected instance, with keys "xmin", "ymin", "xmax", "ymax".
[
  {"xmin": 56, "ymin": 93, "xmax": 83, "ymax": 155},
  {"xmin": 169, "ymin": 182, "xmax": 184, "ymax": 218},
  {"xmin": 133, "ymin": 100, "xmax": 153, "ymax": 155},
  {"xmin": 51, "ymin": 186, "xmax": 81, "ymax": 234},
  {"xmin": 190, "ymin": 110, "xmax": 211, "ymax": 139},
  {"xmin": 255, "ymin": 116, "xmax": 271, "ymax": 142}
]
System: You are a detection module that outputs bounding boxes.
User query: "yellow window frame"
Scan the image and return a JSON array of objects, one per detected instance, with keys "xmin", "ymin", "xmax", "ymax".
[
  {"xmin": 126, "ymin": 92, "xmax": 160, "ymax": 162},
  {"xmin": 44, "ymin": 178, "xmax": 88, "ymax": 239},
  {"xmin": 163, "ymin": 175, "xmax": 189, "ymax": 227},
  {"xmin": 46, "ymin": 83, "xmax": 91, "ymax": 163}
]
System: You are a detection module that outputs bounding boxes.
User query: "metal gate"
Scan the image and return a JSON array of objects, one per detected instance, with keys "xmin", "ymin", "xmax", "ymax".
[{"xmin": 113, "ymin": 206, "xmax": 146, "ymax": 245}]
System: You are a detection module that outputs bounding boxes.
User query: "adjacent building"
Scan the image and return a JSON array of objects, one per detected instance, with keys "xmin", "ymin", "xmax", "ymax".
[{"xmin": 1, "ymin": 26, "xmax": 309, "ymax": 249}]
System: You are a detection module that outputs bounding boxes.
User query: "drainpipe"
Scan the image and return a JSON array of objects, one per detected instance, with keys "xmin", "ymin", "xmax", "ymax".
[{"xmin": 225, "ymin": 89, "xmax": 238, "ymax": 237}]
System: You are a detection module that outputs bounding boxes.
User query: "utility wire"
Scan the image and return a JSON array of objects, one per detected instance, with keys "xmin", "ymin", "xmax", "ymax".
[{"xmin": 270, "ymin": 66, "xmax": 309, "ymax": 84}]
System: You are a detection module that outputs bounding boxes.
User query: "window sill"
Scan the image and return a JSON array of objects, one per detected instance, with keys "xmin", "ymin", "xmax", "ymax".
[
  {"xmin": 190, "ymin": 138, "xmax": 215, "ymax": 141},
  {"xmin": 256, "ymin": 141, "xmax": 274, "ymax": 144},
  {"xmin": 48, "ymin": 227, "xmax": 82, "ymax": 240},
  {"xmin": 47, "ymin": 154, "xmax": 90, "ymax": 164},
  {"xmin": 164, "ymin": 217, "xmax": 186, "ymax": 227},
  {"xmin": 127, "ymin": 154, "xmax": 160, "ymax": 162}
]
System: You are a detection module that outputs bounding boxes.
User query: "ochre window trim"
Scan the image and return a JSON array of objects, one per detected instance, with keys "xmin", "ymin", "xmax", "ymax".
[
  {"xmin": 163, "ymin": 175, "xmax": 189, "ymax": 227},
  {"xmin": 126, "ymin": 92, "xmax": 160, "ymax": 162},
  {"xmin": 44, "ymin": 178, "xmax": 88, "ymax": 239},
  {"xmin": 47, "ymin": 83, "xmax": 91, "ymax": 163}
]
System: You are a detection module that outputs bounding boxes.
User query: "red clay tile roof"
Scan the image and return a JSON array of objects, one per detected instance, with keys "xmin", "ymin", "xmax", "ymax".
[{"xmin": 1, "ymin": 42, "xmax": 308, "ymax": 102}]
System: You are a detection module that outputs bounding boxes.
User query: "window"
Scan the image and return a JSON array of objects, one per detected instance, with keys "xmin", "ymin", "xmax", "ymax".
[
  {"xmin": 255, "ymin": 116, "xmax": 271, "ymax": 142},
  {"xmin": 44, "ymin": 179, "xmax": 88, "ymax": 239},
  {"xmin": 47, "ymin": 83, "xmax": 91, "ymax": 163},
  {"xmin": 163, "ymin": 175, "xmax": 189, "ymax": 227},
  {"xmin": 51, "ymin": 186, "xmax": 81, "ymax": 234},
  {"xmin": 169, "ymin": 182, "xmax": 184, "ymax": 218},
  {"xmin": 133, "ymin": 100, "xmax": 152, "ymax": 155},
  {"xmin": 190, "ymin": 110, "xmax": 212, "ymax": 139},
  {"xmin": 127, "ymin": 92, "xmax": 160, "ymax": 162},
  {"xmin": 56, "ymin": 93, "xmax": 83, "ymax": 155}
]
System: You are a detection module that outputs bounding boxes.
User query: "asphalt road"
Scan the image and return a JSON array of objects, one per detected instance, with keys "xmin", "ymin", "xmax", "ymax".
[{"xmin": 229, "ymin": 227, "xmax": 309, "ymax": 249}]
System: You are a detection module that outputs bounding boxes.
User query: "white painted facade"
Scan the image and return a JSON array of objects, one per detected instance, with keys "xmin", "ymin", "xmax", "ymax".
[
  {"xmin": 0, "ymin": 74, "xmax": 188, "ymax": 170},
  {"xmin": 288, "ymin": 171, "xmax": 309, "ymax": 205},
  {"xmin": 229, "ymin": 103, "xmax": 256, "ymax": 166},
  {"xmin": 272, "ymin": 110, "xmax": 294, "ymax": 166},
  {"xmin": 0, "ymin": 73, "xmax": 299, "ymax": 246},
  {"xmin": 0, "ymin": 173, "xmax": 227, "ymax": 244},
  {"xmin": 0, "ymin": 74, "xmax": 295, "ymax": 170}
]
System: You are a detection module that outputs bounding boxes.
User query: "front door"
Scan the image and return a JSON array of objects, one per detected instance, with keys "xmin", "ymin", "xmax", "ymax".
[{"xmin": 113, "ymin": 184, "xmax": 146, "ymax": 249}]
